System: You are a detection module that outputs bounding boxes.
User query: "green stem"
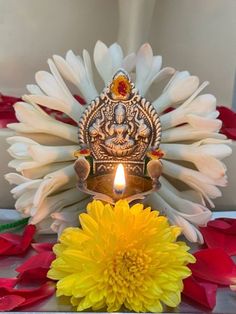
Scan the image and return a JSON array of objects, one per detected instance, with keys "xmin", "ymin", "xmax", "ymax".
[{"xmin": 0, "ymin": 217, "xmax": 29, "ymax": 233}]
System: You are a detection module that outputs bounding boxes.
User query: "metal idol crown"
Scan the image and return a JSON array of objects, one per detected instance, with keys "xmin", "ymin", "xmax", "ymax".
[{"xmin": 78, "ymin": 70, "xmax": 162, "ymax": 176}]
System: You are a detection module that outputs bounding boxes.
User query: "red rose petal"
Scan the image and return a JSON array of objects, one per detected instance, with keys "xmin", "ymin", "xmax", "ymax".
[
  {"xmin": 217, "ymin": 106, "xmax": 236, "ymax": 139},
  {"xmin": 31, "ymin": 242, "xmax": 54, "ymax": 253},
  {"xmin": 0, "ymin": 113, "xmax": 17, "ymax": 128},
  {"xmin": 0, "ymin": 282, "xmax": 55, "ymax": 310},
  {"xmin": 0, "ymin": 278, "xmax": 18, "ymax": 288},
  {"xmin": 183, "ymin": 276, "xmax": 217, "ymax": 309},
  {"xmin": 217, "ymin": 106, "xmax": 236, "ymax": 128},
  {"xmin": 208, "ymin": 218, "xmax": 236, "ymax": 234},
  {"xmin": 0, "ymin": 236, "xmax": 19, "ymax": 255},
  {"xmin": 18, "ymin": 281, "xmax": 55, "ymax": 308},
  {"xmin": 0, "ymin": 94, "xmax": 21, "ymax": 106},
  {"xmin": 0, "ymin": 94, "xmax": 20, "ymax": 127},
  {"xmin": 200, "ymin": 226, "xmax": 236, "ymax": 256},
  {"xmin": 16, "ymin": 251, "xmax": 55, "ymax": 273},
  {"xmin": 0, "ymin": 224, "xmax": 36, "ymax": 256},
  {"xmin": 0, "ymin": 240, "xmax": 14, "ymax": 254},
  {"xmin": 19, "ymin": 224, "xmax": 36, "ymax": 252},
  {"xmin": 190, "ymin": 248, "xmax": 236, "ymax": 285},
  {"xmin": 0, "ymin": 283, "xmax": 47, "ymax": 296},
  {"xmin": 222, "ymin": 128, "xmax": 236, "ymax": 140},
  {"xmin": 0, "ymin": 295, "xmax": 25, "ymax": 311},
  {"xmin": 0, "ymin": 233, "xmax": 22, "ymax": 244},
  {"xmin": 16, "ymin": 251, "xmax": 55, "ymax": 282},
  {"xmin": 19, "ymin": 268, "xmax": 50, "ymax": 282}
]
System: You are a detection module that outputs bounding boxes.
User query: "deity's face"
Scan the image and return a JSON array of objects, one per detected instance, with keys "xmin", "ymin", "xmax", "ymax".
[{"xmin": 115, "ymin": 104, "xmax": 125, "ymax": 124}]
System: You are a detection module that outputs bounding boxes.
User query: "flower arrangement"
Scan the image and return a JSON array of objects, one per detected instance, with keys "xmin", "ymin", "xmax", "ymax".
[{"xmin": 3, "ymin": 41, "xmax": 232, "ymax": 243}]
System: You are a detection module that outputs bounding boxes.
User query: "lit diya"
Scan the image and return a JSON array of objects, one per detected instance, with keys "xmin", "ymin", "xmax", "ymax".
[{"xmin": 74, "ymin": 70, "xmax": 162, "ymax": 204}]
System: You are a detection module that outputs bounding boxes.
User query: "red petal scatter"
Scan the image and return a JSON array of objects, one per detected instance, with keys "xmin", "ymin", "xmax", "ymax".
[
  {"xmin": 0, "ymin": 223, "xmax": 56, "ymax": 311},
  {"xmin": 189, "ymin": 248, "xmax": 236, "ymax": 285},
  {"xmin": 17, "ymin": 282, "xmax": 55, "ymax": 308},
  {"xmin": 0, "ymin": 94, "xmax": 20, "ymax": 127},
  {"xmin": 208, "ymin": 218, "xmax": 236, "ymax": 235},
  {"xmin": 0, "ymin": 224, "xmax": 36, "ymax": 256},
  {"xmin": 183, "ymin": 224, "xmax": 236, "ymax": 310},
  {"xmin": 183, "ymin": 276, "xmax": 217, "ymax": 309},
  {"xmin": 0, "ymin": 278, "xmax": 18, "ymax": 289},
  {"xmin": 0, "ymin": 282, "xmax": 55, "ymax": 310},
  {"xmin": 0, "ymin": 295, "xmax": 25, "ymax": 311},
  {"xmin": 16, "ymin": 251, "xmax": 55, "ymax": 283},
  {"xmin": 31, "ymin": 242, "xmax": 54, "ymax": 253},
  {"xmin": 200, "ymin": 225, "xmax": 236, "ymax": 256},
  {"xmin": 1, "ymin": 214, "xmax": 236, "ymax": 311},
  {"xmin": 217, "ymin": 105, "xmax": 236, "ymax": 140},
  {"xmin": 0, "ymin": 94, "xmax": 21, "ymax": 106}
]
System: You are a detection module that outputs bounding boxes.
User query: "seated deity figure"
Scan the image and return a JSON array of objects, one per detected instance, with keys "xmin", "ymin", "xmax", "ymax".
[{"xmin": 104, "ymin": 103, "xmax": 135, "ymax": 155}]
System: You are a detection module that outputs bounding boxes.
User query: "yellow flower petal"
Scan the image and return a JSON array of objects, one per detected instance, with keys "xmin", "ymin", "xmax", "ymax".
[
  {"xmin": 87, "ymin": 200, "xmax": 105, "ymax": 221},
  {"xmin": 62, "ymin": 249, "xmax": 94, "ymax": 267},
  {"xmin": 47, "ymin": 268, "xmax": 69, "ymax": 280},
  {"xmin": 56, "ymin": 273, "xmax": 79, "ymax": 296},
  {"xmin": 60, "ymin": 227, "xmax": 89, "ymax": 247},
  {"xmin": 161, "ymin": 291, "xmax": 181, "ymax": 307},
  {"xmin": 91, "ymin": 298, "xmax": 106, "ymax": 311},
  {"xmin": 79, "ymin": 213, "xmax": 98, "ymax": 236},
  {"xmin": 130, "ymin": 203, "xmax": 144, "ymax": 213},
  {"xmin": 146, "ymin": 301, "xmax": 163, "ymax": 313}
]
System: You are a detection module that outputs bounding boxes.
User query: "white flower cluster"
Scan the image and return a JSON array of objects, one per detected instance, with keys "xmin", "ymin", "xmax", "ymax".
[{"xmin": 5, "ymin": 41, "xmax": 231, "ymax": 242}]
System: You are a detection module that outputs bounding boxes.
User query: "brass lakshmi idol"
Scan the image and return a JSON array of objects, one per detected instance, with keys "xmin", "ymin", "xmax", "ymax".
[{"xmin": 74, "ymin": 70, "xmax": 162, "ymax": 204}]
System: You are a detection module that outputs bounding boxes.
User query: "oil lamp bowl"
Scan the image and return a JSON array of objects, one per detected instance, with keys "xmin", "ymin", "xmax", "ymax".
[{"xmin": 86, "ymin": 174, "xmax": 154, "ymax": 204}]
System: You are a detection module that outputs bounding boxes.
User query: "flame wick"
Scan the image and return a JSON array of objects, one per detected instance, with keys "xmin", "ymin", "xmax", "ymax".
[{"xmin": 113, "ymin": 164, "xmax": 126, "ymax": 196}]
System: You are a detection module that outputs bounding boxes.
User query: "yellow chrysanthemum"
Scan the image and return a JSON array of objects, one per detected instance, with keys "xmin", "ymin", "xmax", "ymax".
[{"xmin": 47, "ymin": 200, "xmax": 195, "ymax": 312}]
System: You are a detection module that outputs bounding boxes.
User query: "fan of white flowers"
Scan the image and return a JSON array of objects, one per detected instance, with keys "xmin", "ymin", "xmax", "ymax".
[{"xmin": 5, "ymin": 41, "xmax": 232, "ymax": 242}]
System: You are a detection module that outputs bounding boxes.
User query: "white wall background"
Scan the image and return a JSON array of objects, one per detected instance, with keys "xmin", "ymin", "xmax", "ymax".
[
  {"xmin": 0, "ymin": 0, "xmax": 118, "ymax": 95},
  {"xmin": 150, "ymin": 0, "xmax": 236, "ymax": 107},
  {"xmin": 0, "ymin": 0, "xmax": 235, "ymax": 104}
]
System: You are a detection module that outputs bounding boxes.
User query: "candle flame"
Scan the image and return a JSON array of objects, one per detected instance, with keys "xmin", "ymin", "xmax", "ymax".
[{"xmin": 113, "ymin": 163, "xmax": 126, "ymax": 195}]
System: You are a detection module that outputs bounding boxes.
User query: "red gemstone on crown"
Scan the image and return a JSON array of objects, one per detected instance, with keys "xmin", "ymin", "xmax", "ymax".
[{"xmin": 118, "ymin": 80, "xmax": 128, "ymax": 96}]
